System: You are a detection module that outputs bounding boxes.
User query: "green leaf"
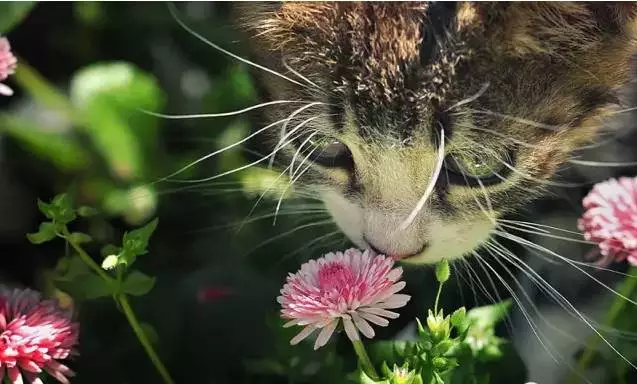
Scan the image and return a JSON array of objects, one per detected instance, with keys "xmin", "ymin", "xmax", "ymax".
[
  {"xmin": 100, "ymin": 244, "xmax": 121, "ymax": 258},
  {"xmin": 122, "ymin": 271, "xmax": 155, "ymax": 296},
  {"xmin": 0, "ymin": 2, "xmax": 36, "ymax": 34},
  {"xmin": 122, "ymin": 218, "xmax": 158, "ymax": 256},
  {"xmin": 71, "ymin": 274, "xmax": 116, "ymax": 300},
  {"xmin": 0, "ymin": 113, "xmax": 91, "ymax": 172},
  {"xmin": 27, "ymin": 222, "xmax": 57, "ymax": 244},
  {"xmin": 36, "ymin": 194, "xmax": 76, "ymax": 224},
  {"xmin": 435, "ymin": 259, "xmax": 450, "ymax": 283},
  {"xmin": 450, "ymin": 307, "xmax": 466, "ymax": 327},
  {"xmin": 466, "ymin": 300, "xmax": 512, "ymax": 329},
  {"xmin": 69, "ymin": 62, "xmax": 165, "ymax": 181},
  {"xmin": 77, "ymin": 206, "xmax": 99, "ymax": 217},
  {"xmin": 54, "ymin": 255, "xmax": 90, "ymax": 282},
  {"xmin": 68, "ymin": 232, "xmax": 92, "ymax": 244}
]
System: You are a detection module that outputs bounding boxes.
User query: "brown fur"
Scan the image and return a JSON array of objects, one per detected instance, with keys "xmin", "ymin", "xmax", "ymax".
[{"xmin": 232, "ymin": 2, "xmax": 637, "ymax": 237}]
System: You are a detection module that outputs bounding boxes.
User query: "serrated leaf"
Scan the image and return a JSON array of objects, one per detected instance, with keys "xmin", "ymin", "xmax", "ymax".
[
  {"xmin": 122, "ymin": 271, "xmax": 155, "ymax": 296},
  {"xmin": 77, "ymin": 206, "xmax": 99, "ymax": 217},
  {"xmin": 37, "ymin": 199, "xmax": 57, "ymax": 220},
  {"xmin": 68, "ymin": 232, "xmax": 92, "ymax": 244},
  {"xmin": 27, "ymin": 222, "xmax": 57, "ymax": 244},
  {"xmin": 0, "ymin": 2, "xmax": 36, "ymax": 34},
  {"xmin": 122, "ymin": 218, "xmax": 158, "ymax": 256}
]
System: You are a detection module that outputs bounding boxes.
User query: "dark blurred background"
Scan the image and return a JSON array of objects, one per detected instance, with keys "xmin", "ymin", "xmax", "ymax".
[{"xmin": 2, "ymin": 2, "xmax": 637, "ymax": 384}]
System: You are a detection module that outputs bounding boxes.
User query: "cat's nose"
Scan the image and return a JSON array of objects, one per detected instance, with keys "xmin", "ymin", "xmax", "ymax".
[{"xmin": 364, "ymin": 237, "xmax": 429, "ymax": 259}]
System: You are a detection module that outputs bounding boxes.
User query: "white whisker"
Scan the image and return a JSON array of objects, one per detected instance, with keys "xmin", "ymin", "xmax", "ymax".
[
  {"xmin": 400, "ymin": 127, "xmax": 445, "ymax": 230},
  {"xmin": 167, "ymin": 2, "xmax": 310, "ymax": 89},
  {"xmin": 139, "ymin": 100, "xmax": 309, "ymax": 119}
]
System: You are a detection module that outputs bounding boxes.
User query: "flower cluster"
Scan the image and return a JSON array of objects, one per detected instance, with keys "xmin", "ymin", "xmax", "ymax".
[
  {"xmin": 578, "ymin": 176, "xmax": 637, "ymax": 266},
  {"xmin": 278, "ymin": 248, "xmax": 410, "ymax": 350},
  {"xmin": 0, "ymin": 37, "xmax": 17, "ymax": 96},
  {"xmin": 0, "ymin": 287, "xmax": 79, "ymax": 384}
]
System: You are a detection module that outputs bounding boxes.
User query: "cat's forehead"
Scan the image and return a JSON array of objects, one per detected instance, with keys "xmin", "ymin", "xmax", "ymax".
[{"xmin": 248, "ymin": 2, "xmax": 477, "ymax": 107}]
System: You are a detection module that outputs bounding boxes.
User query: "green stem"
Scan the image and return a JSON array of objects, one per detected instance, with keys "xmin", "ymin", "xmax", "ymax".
[
  {"xmin": 62, "ymin": 229, "xmax": 113, "ymax": 283},
  {"xmin": 352, "ymin": 339, "xmax": 379, "ymax": 381},
  {"xmin": 568, "ymin": 266, "xmax": 637, "ymax": 384},
  {"xmin": 434, "ymin": 282, "xmax": 443, "ymax": 315},
  {"xmin": 119, "ymin": 294, "xmax": 175, "ymax": 384},
  {"xmin": 63, "ymin": 228, "xmax": 173, "ymax": 384}
]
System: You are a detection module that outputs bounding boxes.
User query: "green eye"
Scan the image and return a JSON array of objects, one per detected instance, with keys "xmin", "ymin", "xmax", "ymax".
[{"xmin": 445, "ymin": 150, "xmax": 512, "ymax": 186}]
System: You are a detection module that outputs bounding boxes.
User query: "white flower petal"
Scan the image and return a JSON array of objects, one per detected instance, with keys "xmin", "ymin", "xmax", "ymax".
[
  {"xmin": 0, "ymin": 83, "xmax": 14, "ymax": 96},
  {"xmin": 343, "ymin": 317, "xmax": 360, "ymax": 342},
  {"xmin": 378, "ymin": 294, "xmax": 411, "ymax": 309},
  {"xmin": 290, "ymin": 325, "xmax": 317, "ymax": 345},
  {"xmin": 314, "ymin": 320, "xmax": 339, "ymax": 350},
  {"xmin": 359, "ymin": 307, "xmax": 400, "ymax": 319},
  {"xmin": 351, "ymin": 312, "xmax": 375, "ymax": 339},
  {"xmin": 386, "ymin": 267, "xmax": 403, "ymax": 282},
  {"xmin": 358, "ymin": 311, "xmax": 389, "ymax": 327}
]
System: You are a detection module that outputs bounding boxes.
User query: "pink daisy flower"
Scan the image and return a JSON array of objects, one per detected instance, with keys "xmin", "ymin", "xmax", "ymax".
[
  {"xmin": 0, "ymin": 37, "xmax": 17, "ymax": 96},
  {"xmin": 578, "ymin": 176, "xmax": 637, "ymax": 266},
  {"xmin": 278, "ymin": 248, "xmax": 410, "ymax": 350},
  {"xmin": 0, "ymin": 287, "xmax": 79, "ymax": 384}
]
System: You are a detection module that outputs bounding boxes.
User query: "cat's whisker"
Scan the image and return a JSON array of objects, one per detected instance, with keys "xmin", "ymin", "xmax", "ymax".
[
  {"xmin": 400, "ymin": 126, "xmax": 445, "ymax": 230},
  {"xmin": 462, "ymin": 108, "xmax": 561, "ymax": 131},
  {"xmin": 167, "ymin": 114, "xmax": 323, "ymax": 183},
  {"xmin": 167, "ymin": 2, "xmax": 313, "ymax": 91},
  {"xmin": 240, "ymin": 218, "xmax": 335, "ymax": 258},
  {"xmin": 444, "ymin": 82, "xmax": 490, "ymax": 112},
  {"xmin": 488, "ymin": 237, "xmax": 637, "ymax": 368},
  {"xmin": 289, "ymin": 131, "xmax": 319, "ymax": 178},
  {"xmin": 273, "ymin": 145, "xmax": 320, "ymax": 225},
  {"xmin": 495, "ymin": 230, "xmax": 637, "ymax": 303},
  {"xmin": 497, "ymin": 222, "xmax": 594, "ymax": 245},
  {"xmin": 274, "ymin": 229, "xmax": 343, "ymax": 267},
  {"xmin": 282, "ymin": 58, "xmax": 325, "ymax": 93},
  {"xmin": 498, "ymin": 219, "xmax": 584, "ymax": 236},
  {"xmin": 153, "ymin": 103, "xmax": 322, "ymax": 183},
  {"xmin": 187, "ymin": 210, "xmax": 329, "ymax": 235},
  {"xmin": 568, "ymin": 159, "xmax": 637, "ymax": 167},
  {"xmin": 497, "ymin": 157, "xmax": 589, "ymax": 188},
  {"xmin": 457, "ymin": 258, "xmax": 480, "ymax": 307},
  {"xmin": 473, "ymin": 250, "xmax": 565, "ymax": 365},
  {"xmin": 139, "ymin": 100, "xmax": 311, "ymax": 120}
]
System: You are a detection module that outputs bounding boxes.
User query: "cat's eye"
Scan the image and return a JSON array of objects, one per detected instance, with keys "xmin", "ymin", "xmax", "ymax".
[
  {"xmin": 300, "ymin": 134, "xmax": 353, "ymax": 168},
  {"xmin": 444, "ymin": 150, "xmax": 513, "ymax": 186}
]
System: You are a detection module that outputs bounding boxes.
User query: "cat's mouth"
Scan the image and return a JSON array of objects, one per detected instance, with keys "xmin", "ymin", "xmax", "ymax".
[{"xmin": 364, "ymin": 236, "xmax": 429, "ymax": 261}]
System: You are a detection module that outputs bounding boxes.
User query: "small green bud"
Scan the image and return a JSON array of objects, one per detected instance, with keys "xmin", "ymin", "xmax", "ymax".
[
  {"xmin": 435, "ymin": 259, "xmax": 450, "ymax": 283},
  {"xmin": 427, "ymin": 312, "xmax": 451, "ymax": 342},
  {"xmin": 389, "ymin": 364, "xmax": 419, "ymax": 384},
  {"xmin": 432, "ymin": 357, "xmax": 448, "ymax": 370}
]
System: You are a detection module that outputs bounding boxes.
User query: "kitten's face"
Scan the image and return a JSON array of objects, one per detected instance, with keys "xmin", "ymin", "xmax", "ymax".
[{"xmin": 236, "ymin": 2, "xmax": 637, "ymax": 263}]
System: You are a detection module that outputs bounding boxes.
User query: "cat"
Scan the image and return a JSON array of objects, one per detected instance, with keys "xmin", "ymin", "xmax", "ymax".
[{"xmin": 231, "ymin": 2, "xmax": 637, "ymax": 265}]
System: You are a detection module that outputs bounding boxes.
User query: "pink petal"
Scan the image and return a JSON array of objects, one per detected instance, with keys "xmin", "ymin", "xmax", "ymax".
[
  {"xmin": 351, "ymin": 312, "xmax": 375, "ymax": 339},
  {"xmin": 342, "ymin": 316, "xmax": 360, "ymax": 342},
  {"xmin": 314, "ymin": 320, "xmax": 338, "ymax": 350},
  {"xmin": 290, "ymin": 325, "xmax": 317, "ymax": 345}
]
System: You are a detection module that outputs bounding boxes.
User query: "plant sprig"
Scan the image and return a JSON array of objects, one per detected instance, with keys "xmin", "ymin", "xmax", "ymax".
[{"xmin": 28, "ymin": 193, "xmax": 173, "ymax": 384}]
